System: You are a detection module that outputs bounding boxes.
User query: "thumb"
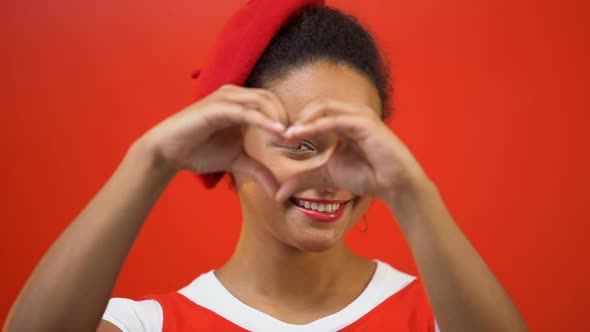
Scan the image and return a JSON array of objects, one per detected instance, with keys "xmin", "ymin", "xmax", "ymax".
[
  {"xmin": 275, "ymin": 167, "xmax": 331, "ymax": 202},
  {"xmin": 231, "ymin": 153, "xmax": 279, "ymax": 197}
]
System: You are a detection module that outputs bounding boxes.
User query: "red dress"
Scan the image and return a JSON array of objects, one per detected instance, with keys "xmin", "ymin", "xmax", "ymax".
[{"xmin": 102, "ymin": 261, "xmax": 438, "ymax": 331}]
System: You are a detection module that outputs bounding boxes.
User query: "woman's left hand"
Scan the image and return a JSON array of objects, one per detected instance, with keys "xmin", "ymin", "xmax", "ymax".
[
  {"xmin": 275, "ymin": 100, "xmax": 531, "ymax": 332},
  {"xmin": 275, "ymin": 99, "xmax": 430, "ymax": 206}
]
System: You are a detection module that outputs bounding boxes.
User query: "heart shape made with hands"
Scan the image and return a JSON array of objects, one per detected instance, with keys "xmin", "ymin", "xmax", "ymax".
[
  {"xmin": 230, "ymin": 98, "xmax": 412, "ymax": 204},
  {"xmin": 270, "ymin": 131, "xmax": 373, "ymax": 202},
  {"xmin": 238, "ymin": 107, "xmax": 389, "ymax": 203},
  {"xmin": 232, "ymin": 125, "xmax": 340, "ymax": 200}
]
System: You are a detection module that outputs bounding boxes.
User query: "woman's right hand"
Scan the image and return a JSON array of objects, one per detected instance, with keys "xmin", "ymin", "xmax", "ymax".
[
  {"xmin": 140, "ymin": 84, "xmax": 287, "ymax": 195},
  {"xmin": 5, "ymin": 86, "xmax": 291, "ymax": 332}
]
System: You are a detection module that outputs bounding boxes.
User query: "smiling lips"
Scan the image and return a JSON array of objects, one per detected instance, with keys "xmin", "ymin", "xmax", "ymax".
[{"xmin": 289, "ymin": 196, "xmax": 351, "ymax": 222}]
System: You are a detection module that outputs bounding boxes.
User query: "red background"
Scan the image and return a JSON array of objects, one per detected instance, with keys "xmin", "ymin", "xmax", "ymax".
[{"xmin": 1, "ymin": 0, "xmax": 588, "ymax": 330}]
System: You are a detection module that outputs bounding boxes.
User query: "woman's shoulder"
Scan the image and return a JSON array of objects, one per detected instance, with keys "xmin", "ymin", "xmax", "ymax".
[{"xmin": 100, "ymin": 269, "xmax": 216, "ymax": 332}]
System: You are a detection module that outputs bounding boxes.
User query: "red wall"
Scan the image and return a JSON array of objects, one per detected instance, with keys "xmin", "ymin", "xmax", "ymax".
[{"xmin": 1, "ymin": 0, "xmax": 588, "ymax": 330}]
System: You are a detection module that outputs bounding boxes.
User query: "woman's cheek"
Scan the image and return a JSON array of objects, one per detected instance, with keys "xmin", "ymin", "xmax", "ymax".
[
  {"xmin": 269, "ymin": 146, "xmax": 334, "ymax": 181},
  {"xmin": 266, "ymin": 154, "xmax": 310, "ymax": 184}
]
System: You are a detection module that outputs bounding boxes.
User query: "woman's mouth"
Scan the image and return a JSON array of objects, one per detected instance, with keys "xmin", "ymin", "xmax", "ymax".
[{"xmin": 288, "ymin": 196, "xmax": 352, "ymax": 222}]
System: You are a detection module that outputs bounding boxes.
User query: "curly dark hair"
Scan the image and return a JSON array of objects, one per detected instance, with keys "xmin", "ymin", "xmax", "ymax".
[{"xmin": 245, "ymin": 5, "xmax": 393, "ymax": 119}]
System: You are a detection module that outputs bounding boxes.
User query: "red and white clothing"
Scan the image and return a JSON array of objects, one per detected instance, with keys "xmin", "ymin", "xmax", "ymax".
[{"xmin": 102, "ymin": 260, "xmax": 440, "ymax": 331}]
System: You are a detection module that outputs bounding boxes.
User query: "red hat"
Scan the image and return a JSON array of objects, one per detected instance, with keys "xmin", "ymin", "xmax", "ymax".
[{"xmin": 192, "ymin": 0, "xmax": 325, "ymax": 188}]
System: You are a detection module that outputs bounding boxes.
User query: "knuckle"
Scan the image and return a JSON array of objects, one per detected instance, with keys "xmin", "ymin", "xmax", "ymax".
[
  {"xmin": 216, "ymin": 84, "xmax": 241, "ymax": 97},
  {"xmin": 361, "ymin": 104, "xmax": 378, "ymax": 116},
  {"xmin": 206, "ymin": 100, "xmax": 227, "ymax": 110},
  {"xmin": 364, "ymin": 110, "xmax": 380, "ymax": 123},
  {"xmin": 209, "ymin": 101, "xmax": 239, "ymax": 117},
  {"xmin": 254, "ymin": 89, "xmax": 273, "ymax": 102},
  {"xmin": 329, "ymin": 114, "xmax": 343, "ymax": 122},
  {"xmin": 311, "ymin": 98, "xmax": 331, "ymax": 109},
  {"xmin": 219, "ymin": 84, "xmax": 237, "ymax": 91}
]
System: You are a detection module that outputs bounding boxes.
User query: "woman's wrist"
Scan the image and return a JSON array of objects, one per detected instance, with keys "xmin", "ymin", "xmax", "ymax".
[
  {"xmin": 382, "ymin": 173, "xmax": 443, "ymax": 230},
  {"xmin": 128, "ymin": 136, "xmax": 180, "ymax": 182}
]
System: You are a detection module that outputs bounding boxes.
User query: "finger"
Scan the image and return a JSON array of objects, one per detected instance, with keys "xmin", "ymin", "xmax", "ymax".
[
  {"xmin": 203, "ymin": 102, "xmax": 285, "ymax": 136},
  {"xmin": 293, "ymin": 99, "xmax": 355, "ymax": 125},
  {"xmin": 285, "ymin": 114, "xmax": 371, "ymax": 143},
  {"xmin": 275, "ymin": 167, "xmax": 332, "ymax": 202},
  {"xmin": 287, "ymin": 115, "xmax": 413, "ymax": 176},
  {"xmin": 291, "ymin": 99, "xmax": 373, "ymax": 128},
  {"xmin": 217, "ymin": 85, "xmax": 288, "ymax": 125},
  {"xmin": 230, "ymin": 153, "xmax": 279, "ymax": 197}
]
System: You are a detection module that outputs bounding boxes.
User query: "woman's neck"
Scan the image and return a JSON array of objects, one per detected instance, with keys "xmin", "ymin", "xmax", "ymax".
[{"xmin": 215, "ymin": 221, "xmax": 375, "ymax": 311}]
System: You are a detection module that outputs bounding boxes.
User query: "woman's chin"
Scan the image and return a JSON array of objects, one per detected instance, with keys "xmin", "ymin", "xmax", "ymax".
[
  {"xmin": 278, "ymin": 211, "xmax": 353, "ymax": 253},
  {"xmin": 295, "ymin": 241, "xmax": 336, "ymax": 253},
  {"xmin": 287, "ymin": 229, "xmax": 343, "ymax": 253}
]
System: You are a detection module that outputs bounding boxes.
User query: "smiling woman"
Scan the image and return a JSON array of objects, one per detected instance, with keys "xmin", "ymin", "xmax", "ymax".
[
  {"xmin": 2, "ymin": 1, "xmax": 529, "ymax": 332},
  {"xmin": 236, "ymin": 62, "xmax": 381, "ymax": 255}
]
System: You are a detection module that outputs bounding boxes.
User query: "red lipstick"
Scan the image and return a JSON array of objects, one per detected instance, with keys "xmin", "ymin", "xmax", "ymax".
[
  {"xmin": 291, "ymin": 196, "xmax": 350, "ymax": 204},
  {"xmin": 289, "ymin": 197, "xmax": 352, "ymax": 222}
]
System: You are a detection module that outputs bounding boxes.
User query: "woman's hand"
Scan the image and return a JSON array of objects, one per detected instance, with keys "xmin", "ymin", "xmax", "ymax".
[
  {"xmin": 4, "ymin": 84, "xmax": 292, "ymax": 332},
  {"xmin": 274, "ymin": 99, "xmax": 529, "ymax": 332},
  {"xmin": 140, "ymin": 84, "xmax": 287, "ymax": 195},
  {"xmin": 275, "ymin": 99, "xmax": 430, "ymax": 206}
]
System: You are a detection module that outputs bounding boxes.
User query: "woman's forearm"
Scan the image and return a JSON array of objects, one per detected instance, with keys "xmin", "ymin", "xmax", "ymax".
[
  {"xmin": 387, "ymin": 178, "xmax": 528, "ymax": 332},
  {"xmin": 3, "ymin": 139, "xmax": 176, "ymax": 332}
]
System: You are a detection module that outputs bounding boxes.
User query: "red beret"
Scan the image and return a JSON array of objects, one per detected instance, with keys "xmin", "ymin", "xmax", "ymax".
[{"xmin": 192, "ymin": 0, "xmax": 325, "ymax": 189}]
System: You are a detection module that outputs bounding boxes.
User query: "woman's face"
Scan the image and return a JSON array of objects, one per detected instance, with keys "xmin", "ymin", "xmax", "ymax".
[{"xmin": 234, "ymin": 61, "xmax": 383, "ymax": 253}]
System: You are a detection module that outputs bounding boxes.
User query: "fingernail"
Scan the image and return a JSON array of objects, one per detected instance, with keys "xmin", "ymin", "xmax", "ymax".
[
  {"xmin": 273, "ymin": 122, "xmax": 285, "ymax": 131},
  {"xmin": 285, "ymin": 125, "xmax": 303, "ymax": 136}
]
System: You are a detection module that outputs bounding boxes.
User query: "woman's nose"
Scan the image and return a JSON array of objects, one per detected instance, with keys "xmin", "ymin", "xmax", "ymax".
[{"xmin": 318, "ymin": 187, "xmax": 337, "ymax": 196}]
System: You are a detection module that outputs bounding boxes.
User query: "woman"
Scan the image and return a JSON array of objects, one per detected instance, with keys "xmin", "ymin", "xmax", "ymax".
[{"xmin": 3, "ymin": 1, "xmax": 528, "ymax": 331}]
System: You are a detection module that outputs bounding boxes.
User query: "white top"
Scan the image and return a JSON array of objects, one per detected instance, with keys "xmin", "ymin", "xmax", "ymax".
[{"xmin": 102, "ymin": 260, "xmax": 440, "ymax": 331}]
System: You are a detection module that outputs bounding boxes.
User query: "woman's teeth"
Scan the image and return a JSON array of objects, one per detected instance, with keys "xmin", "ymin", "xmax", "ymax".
[{"xmin": 295, "ymin": 199, "xmax": 340, "ymax": 213}]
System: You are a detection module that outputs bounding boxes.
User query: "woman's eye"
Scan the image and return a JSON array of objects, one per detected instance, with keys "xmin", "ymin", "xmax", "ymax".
[{"xmin": 285, "ymin": 141, "xmax": 316, "ymax": 152}]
